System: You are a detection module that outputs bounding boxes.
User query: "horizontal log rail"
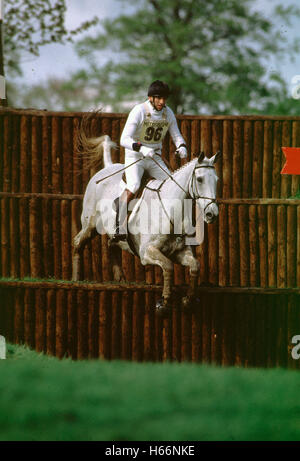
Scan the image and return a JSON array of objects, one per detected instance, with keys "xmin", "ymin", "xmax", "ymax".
[
  {"xmin": 0, "ymin": 278, "xmax": 299, "ymax": 294},
  {"xmin": 0, "ymin": 191, "xmax": 300, "ymax": 205},
  {"xmin": 2, "ymin": 107, "xmax": 300, "ymax": 120}
]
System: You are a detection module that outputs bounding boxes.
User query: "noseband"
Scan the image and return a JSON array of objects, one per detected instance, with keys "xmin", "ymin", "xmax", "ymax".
[{"xmin": 189, "ymin": 164, "xmax": 217, "ymax": 213}]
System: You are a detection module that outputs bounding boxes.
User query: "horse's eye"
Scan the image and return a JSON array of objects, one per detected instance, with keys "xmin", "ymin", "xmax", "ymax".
[{"xmin": 197, "ymin": 177, "xmax": 203, "ymax": 183}]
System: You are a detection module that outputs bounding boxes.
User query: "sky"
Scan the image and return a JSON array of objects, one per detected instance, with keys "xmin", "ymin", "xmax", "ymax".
[{"xmin": 10, "ymin": 0, "xmax": 300, "ymax": 100}]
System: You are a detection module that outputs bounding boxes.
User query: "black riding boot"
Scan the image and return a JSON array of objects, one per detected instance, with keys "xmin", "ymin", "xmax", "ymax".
[{"xmin": 111, "ymin": 189, "xmax": 135, "ymax": 242}]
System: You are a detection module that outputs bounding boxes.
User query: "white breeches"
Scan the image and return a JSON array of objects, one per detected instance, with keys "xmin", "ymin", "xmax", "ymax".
[{"xmin": 124, "ymin": 150, "xmax": 171, "ymax": 194}]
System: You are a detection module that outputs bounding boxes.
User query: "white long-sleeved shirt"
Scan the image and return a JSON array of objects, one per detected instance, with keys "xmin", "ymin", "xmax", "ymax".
[{"xmin": 120, "ymin": 100, "xmax": 186, "ymax": 153}]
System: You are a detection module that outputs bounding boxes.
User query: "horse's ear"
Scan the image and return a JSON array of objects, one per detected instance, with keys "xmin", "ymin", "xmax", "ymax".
[
  {"xmin": 197, "ymin": 151, "xmax": 205, "ymax": 163},
  {"xmin": 212, "ymin": 150, "xmax": 221, "ymax": 164}
]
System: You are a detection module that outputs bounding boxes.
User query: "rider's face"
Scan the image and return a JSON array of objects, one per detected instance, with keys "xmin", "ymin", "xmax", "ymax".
[{"xmin": 149, "ymin": 96, "xmax": 167, "ymax": 111}]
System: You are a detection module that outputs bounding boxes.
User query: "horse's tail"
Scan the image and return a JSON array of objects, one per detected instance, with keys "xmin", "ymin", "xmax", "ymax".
[{"xmin": 76, "ymin": 115, "xmax": 117, "ymax": 170}]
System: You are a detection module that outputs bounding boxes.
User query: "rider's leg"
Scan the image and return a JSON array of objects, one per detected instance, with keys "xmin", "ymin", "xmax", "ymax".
[
  {"xmin": 112, "ymin": 156, "xmax": 144, "ymax": 241},
  {"xmin": 145, "ymin": 154, "xmax": 171, "ymax": 180}
]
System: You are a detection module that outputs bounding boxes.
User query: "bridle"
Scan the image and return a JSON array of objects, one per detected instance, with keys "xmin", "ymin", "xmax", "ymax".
[{"xmin": 188, "ymin": 164, "xmax": 218, "ymax": 213}]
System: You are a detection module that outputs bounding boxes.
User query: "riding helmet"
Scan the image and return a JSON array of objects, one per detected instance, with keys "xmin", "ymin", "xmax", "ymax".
[{"xmin": 147, "ymin": 80, "xmax": 170, "ymax": 98}]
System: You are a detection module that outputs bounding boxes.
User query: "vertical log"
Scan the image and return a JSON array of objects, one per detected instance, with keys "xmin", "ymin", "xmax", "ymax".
[
  {"xmin": 1, "ymin": 198, "xmax": 10, "ymax": 277},
  {"xmin": 222, "ymin": 120, "xmax": 233, "ymax": 198},
  {"xmin": 258, "ymin": 205, "xmax": 268, "ymax": 288},
  {"xmin": 238, "ymin": 205, "xmax": 249, "ymax": 287},
  {"xmin": 24, "ymin": 288, "xmax": 35, "ymax": 349},
  {"xmin": 218, "ymin": 203, "xmax": 229, "ymax": 287},
  {"xmin": 42, "ymin": 198, "xmax": 54, "ymax": 278},
  {"xmin": 101, "ymin": 235, "xmax": 111, "ymax": 282},
  {"xmin": 51, "ymin": 117, "xmax": 62, "ymax": 193},
  {"xmin": 201, "ymin": 294, "xmax": 211, "ymax": 363},
  {"xmin": 19, "ymin": 115, "xmax": 32, "ymax": 192},
  {"xmin": 42, "ymin": 116, "xmax": 52, "ymax": 193},
  {"xmin": 72, "ymin": 117, "xmax": 83, "ymax": 194},
  {"xmin": 235, "ymin": 294, "xmax": 246, "ymax": 367},
  {"xmin": 9, "ymin": 197, "xmax": 20, "ymax": 278},
  {"xmin": 212, "ymin": 120, "xmax": 223, "ymax": 196},
  {"xmin": 88, "ymin": 290, "xmax": 99, "ymax": 359},
  {"xmin": 56, "ymin": 289, "xmax": 68, "ymax": 359},
  {"xmin": 11, "ymin": 116, "xmax": 20, "ymax": 192},
  {"xmin": 62, "ymin": 117, "xmax": 73, "ymax": 194},
  {"xmin": 228, "ymin": 204, "xmax": 239, "ymax": 286},
  {"xmin": 277, "ymin": 205, "xmax": 287, "ymax": 288},
  {"xmin": 242, "ymin": 121, "xmax": 253, "ymax": 198},
  {"xmin": 191, "ymin": 302, "xmax": 201, "ymax": 363},
  {"xmin": 272, "ymin": 121, "xmax": 282, "ymax": 198},
  {"xmin": 132, "ymin": 291, "xmax": 144, "ymax": 362},
  {"xmin": 61, "ymin": 199, "xmax": 71, "ymax": 280},
  {"xmin": 31, "ymin": 116, "xmax": 42, "ymax": 193},
  {"xmin": 162, "ymin": 315, "xmax": 172, "ymax": 362},
  {"xmin": 71, "ymin": 199, "xmax": 82, "ymax": 280},
  {"xmin": 77, "ymin": 289, "xmax": 88, "ymax": 359},
  {"xmin": 144, "ymin": 291, "xmax": 155, "ymax": 361},
  {"xmin": 249, "ymin": 205, "xmax": 259, "ymax": 287},
  {"xmin": 222, "ymin": 294, "xmax": 236, "ymax": 366},
  {"xmin": 252, "ymin": 121, "xmax": 263, "ymax": 197},
  {"xmin": 190, "ymin": 120, "xmax": 200, "ymax": 157},
  {"xmin": 35, "ymin": 288, "xmax": 46, "ymax": 353},
  {"xmin": 262, "ymin": 120, "xmax": 273, "ymax": 198},
  {"xmin": 267, "ymin": 205, "xmax": 277, "ymax": 287},
  {"xmin": 280, "ymin": 121, "xmax": 292, "ymax": 198},
  {"xmin": 207, "ymin": 221, "xmax": 218, "ymax": 286},
  {"xmin": 121, "ymin": 290, "xmax": 132, "ymax": 360},
  {"xmin": 232, "ymin": 120, "xmax": 243, "ymax": 198},
  {"xmin": 275, "ymin": 294, "xmax": 287, "ymax": 368},
  {"xmin": 287, "ymin": 205, "xmax": 297, "ymax": 287},
  {"xmin": 67, "ymin": 289, "xmax": 77, "ymax": 359},
  {"xmin": 19, "ymin": 197, "xmax": 30, "ymax": 278},
  {"xmin": 52, "ymin": 199, "xmax": 61, "ymax": 279},
  {"xmin": 91, "ymin": 236, "xmax": 102, "ymax": 281},
  {"xmin": 46, "ymin": 289, "xmax": 56, "ymax": 357},
  {"xmin": 172, "ymin": 302, "xmax": 181, "ymax": 362},
  {"xmin": 181, "ymin": 308, "xmax": 192, "ymax": 362},
  {"xmin": 29, "ymin": 198, "xmax": 43, "ymax": 278},
  {"xmin": 13, "ymin": 288, "xmax": 24, "ymax": 345},
  {"xmin": 99, "ymin": 291, "xmax": 111, "ymax": 360},
  {"xmin": 3, "ymin": 115, "xmax": 12, "ymax": 192},
  {"xmin": 180, "ymin": 119, "xmax": 190, "ymax": 164},
  {"xmin": 210, "ymin": 294, "xmax": 222, "ymax": 365},
  {"xmin": 111, "ymin": 291, "xmax": 121, "ymax": 359}
]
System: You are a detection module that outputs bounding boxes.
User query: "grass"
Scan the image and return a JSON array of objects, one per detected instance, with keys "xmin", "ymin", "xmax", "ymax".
[{"xmin": 0, "ymin": 343, "xmax": 300, "ymax": 441}]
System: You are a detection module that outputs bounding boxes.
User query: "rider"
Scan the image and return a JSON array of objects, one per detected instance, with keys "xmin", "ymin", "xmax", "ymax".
[{"xmin": 112, "ymin": 80, "xmax": 187, "ymax": 242}]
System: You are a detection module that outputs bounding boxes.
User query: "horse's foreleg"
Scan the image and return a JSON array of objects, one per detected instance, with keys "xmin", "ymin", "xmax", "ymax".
[
  {"xmin": 109, "ymin": 244, "xmax": 126, "ymax": 282},
  {"xmin": 173, "ymin": 246, "xmax": 200, "ymax": 308},
  {"xmin": 72, "ymin": 224, "xmax": 94, "ymax": 281},
  {"xmin": 142, "ymin": 245, "xmax": 173, "ymax": 309}
]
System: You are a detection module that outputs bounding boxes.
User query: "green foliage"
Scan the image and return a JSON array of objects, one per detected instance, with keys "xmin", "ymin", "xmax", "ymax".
[
  {"xmin": 2, "ymin": 0, "xmax": 98, "ymax": 78},
  {"xmin": 63, "ymin": 0, "xmax": 300, "ymax": 114},
  {"xmin": 1, "ymin": 343, "xmax": 300, "ymax": 441}
]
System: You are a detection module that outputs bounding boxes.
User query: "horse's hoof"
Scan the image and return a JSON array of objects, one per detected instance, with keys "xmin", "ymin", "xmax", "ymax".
[
  {"xmin": 181, "ymin": 296, "xmax": 201, "ymax": 310},
  {"xmin": 155, "ymin": 298, "xmax": 171, "ymax": 317}
]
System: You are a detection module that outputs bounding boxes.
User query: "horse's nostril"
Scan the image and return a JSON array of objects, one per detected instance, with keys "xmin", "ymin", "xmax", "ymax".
[{"xmin": 206, "ymin": 212, "xmax": 213, "ymax": 219}]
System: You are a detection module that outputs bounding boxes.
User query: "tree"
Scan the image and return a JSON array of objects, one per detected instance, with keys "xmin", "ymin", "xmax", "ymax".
[
  {"xmin": 0, "ymin": 0, "xmax": 98, "ymax": 101},
  {"xmin": 66, "ymin": 0, "xmax": 300, "ymax": 114}
]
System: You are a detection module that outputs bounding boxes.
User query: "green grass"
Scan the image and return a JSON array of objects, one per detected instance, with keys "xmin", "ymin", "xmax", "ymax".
[{"xmin": 1, "ymin": 343, "xmax": 300, "ymax": 441}]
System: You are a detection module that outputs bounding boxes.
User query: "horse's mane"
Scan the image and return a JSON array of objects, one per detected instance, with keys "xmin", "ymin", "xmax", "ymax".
[{"xmin": 170, "ymin": 157, "xmax": 198, "ymax": 178}]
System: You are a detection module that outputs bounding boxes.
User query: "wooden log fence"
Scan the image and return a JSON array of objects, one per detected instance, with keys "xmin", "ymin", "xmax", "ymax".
[
  {"xmin": 0, "ymin": 108, "xmax": 299, "ymax": 366},
  {"xmin": 1, "ymin": 108, "xmax": 300, "ymax": 198},
  {"xmin": 0, "ymin": 281, "xmax": 299, "ymax": 368},
  {"xmin": 0, "ymin": 193, "xmax": 299, "ymax": 287}
]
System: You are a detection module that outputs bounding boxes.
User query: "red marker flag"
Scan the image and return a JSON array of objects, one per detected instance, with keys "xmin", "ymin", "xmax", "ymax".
[{"xmin": 281, "ymin": 147, "xmax": 300, "ymax": 175}]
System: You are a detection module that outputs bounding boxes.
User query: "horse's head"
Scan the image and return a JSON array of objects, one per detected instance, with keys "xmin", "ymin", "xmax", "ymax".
[{"xmin": 190, "ymin": 151, "xmax": 221, "ymax": 224}]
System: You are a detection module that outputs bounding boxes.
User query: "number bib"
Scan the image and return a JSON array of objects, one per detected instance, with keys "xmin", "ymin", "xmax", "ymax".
[{"xmin": 137, "ymin": 104, "xmax": 170, "ymax": 145}]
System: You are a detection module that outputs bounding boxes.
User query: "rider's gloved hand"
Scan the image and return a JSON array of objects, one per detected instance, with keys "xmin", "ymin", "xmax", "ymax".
[
  {"xmin": 140, "ymin": 146, "xmax": 155, "ymax": 158},
  {"xmin": 177, "ymin": 146, "xmax": 187, "ymax": 159}
]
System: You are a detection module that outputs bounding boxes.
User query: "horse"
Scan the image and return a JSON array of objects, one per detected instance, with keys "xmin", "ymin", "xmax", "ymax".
[{"xmin": 72, "ymin": 132, "xmax": 221, "ymax": 313}]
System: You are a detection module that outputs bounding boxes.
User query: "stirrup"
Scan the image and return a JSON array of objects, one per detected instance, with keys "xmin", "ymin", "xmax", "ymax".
[{"xmin": 111, "ymin": 227, "xmax": 127, "ymax": 242}]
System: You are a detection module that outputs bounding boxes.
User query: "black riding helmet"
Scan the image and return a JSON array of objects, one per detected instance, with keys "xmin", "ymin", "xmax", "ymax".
[{"xmin": 147, "ymin": 80, "xmax": 170, "ymax": 98}]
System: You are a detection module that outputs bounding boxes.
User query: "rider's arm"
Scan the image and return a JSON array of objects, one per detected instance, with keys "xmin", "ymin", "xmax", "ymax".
[
  {"xmin": 168, "ymin": 109, "xmax": 187, "ymax": 151},
  {"xmin": 120, "ymin": 105, "xmax": 143, "ymax": 151}
]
